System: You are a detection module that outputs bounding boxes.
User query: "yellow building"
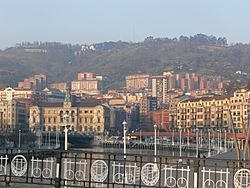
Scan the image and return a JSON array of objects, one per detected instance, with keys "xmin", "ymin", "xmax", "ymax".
[
  {"xmin": 0, "ymin": 100, "xmax": 28, "ymax": 132},
  {"xmin": 174, "ymin": 89, "xmax": 250, "ymax": 132},
  {"xmin": 176, "ymin": 96, "xmax": 230, "ymax": 130},
  {"xmin": 230, "ymin": 88, "xmax": 250, "ymax": 132},
  {"xmin": 29, "ymin": 92, "xmax": 110, "ymax": 133}
]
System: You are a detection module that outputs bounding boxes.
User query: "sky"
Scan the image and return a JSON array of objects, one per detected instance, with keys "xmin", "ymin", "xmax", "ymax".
[{"xmin": 0, "ymin": 0, "xmax": 250, "ymax": 49}]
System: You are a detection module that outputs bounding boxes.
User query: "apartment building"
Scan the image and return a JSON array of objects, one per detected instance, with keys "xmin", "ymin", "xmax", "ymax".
[
  {"xmin": 71, "ymin": 72, "xmax": 100, "ymax": 96},
  {"xmin": 0, "ymin": 100, "xmax": 28, "ymax": 132},
  {"xmin": 125, "ymin": 74, "xmax": 151, "ymax": 91},
  {"xmin": 18, "ymin": 74, "xmax": 47, "ymax": 91}
]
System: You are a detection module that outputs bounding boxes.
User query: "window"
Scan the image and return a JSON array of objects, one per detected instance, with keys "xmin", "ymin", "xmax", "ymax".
[
  {"xmin": 84, "ymin": 126, "xmax": 88, "ymax": 131},
  {"xmin": 54, "ymin": 117, "xmax": 56, "ymax": 123},
  {"xmin": 90, "ymin": 118, "xmax": 93, "ymax": 123},
  {"xmin": 60, "ymin": 111, "xmax": 63, "ymax": 123},
  {"xmin": 97, "ymin": 117, "xmax": 101, "ymax": 123},
  {"xmin": 48, "ymin": 117, "xmax": 51, "ymax": 123},
  {"xmin": 71, "ymin": 111, "xmax": 75, "ymax": 123},
  {"xmin": 85, "ymin": 118, "xmax": 87, "ymax": 123}
]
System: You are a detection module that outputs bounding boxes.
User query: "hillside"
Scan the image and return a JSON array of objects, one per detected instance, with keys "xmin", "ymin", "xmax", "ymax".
[{"xmin": 0, "ymin": 34, "xmax": 250, "ymax": 89}]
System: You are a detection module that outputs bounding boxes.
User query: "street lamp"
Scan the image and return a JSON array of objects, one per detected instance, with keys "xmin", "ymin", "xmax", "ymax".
[
  {"xmin": 224, "ymin": 129, "xmax": 227, "ymax": 152},
  {"xmin": 187, "ymin": 128, "xmax": 190, "ymax": 146},
  {"xmin": 18, "ymin": 129, "xmax": 21, "ymax": 149},
  {"xmin": 179, "ymin": 127, "xmax": 182, "ymax": 157},
  {"xmin": 196, "ymin": 128, "xmax": 199, "ymax": 158},
  {"xmin": 154, "ymin": 124, "xmax": 157, "ymax": 162},
  {"xmin": 123, "ymin": 120, "xmax": 127, "ymax": 159},
  {"xmin": 208, "ymin": 129, "xmax": 211, "ymax": 157},
  {"xmin": 172, "ymin": 128, "xmax": 174, "ymax": 145},
  {"xmin": 63, "ymin": 114, "xmax": 70, "ymax": 151},
  {"xmin": 217, "ymin": 129, "xmax": 220, "ymax": 154}
]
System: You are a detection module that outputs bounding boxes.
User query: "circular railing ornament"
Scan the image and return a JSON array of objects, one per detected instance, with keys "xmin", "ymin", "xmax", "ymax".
[
  {"xmin": 11, "ymin": 155, "xmax": 27, "ymax": 176},
  {"xmin": 234, "ymin": 168, "xmax": 250, "ymax": 188},
  {"xmin": 91, "ymin": 160, "xmax": 108, "ymax": 182},
  {"xmin": 32, "ymin": 167, "xmax": 41, "ymax": 178},
  {"xmin": 141, "ymin": 163, "xmax": 159, "ymax": 186}
]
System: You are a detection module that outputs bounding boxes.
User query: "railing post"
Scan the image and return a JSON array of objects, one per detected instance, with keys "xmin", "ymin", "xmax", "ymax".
[
  {"xmin": 54, "ymin": 151, "xmax": 62, "ymax": 188},
  {"xmin": 193, "ymin": 157, "xmax": 200, "ymax": 188}
]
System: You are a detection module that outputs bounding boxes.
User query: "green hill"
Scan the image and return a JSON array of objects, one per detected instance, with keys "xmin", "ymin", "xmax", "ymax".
[{"xmin": 0, "ymin": 34, "xmax": 249, "ymax": 89}]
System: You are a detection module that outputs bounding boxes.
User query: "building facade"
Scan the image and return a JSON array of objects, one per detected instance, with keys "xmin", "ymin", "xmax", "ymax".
[
  {"xmin": 152, "ymin": 75, "xmax": 169, "ymax": 105},
  {"xmin": 29, "ymin": 93, "xmax": 110, "ymax": 134},
  {"xmin": 71, "ymin": 72, "xmax": 100, "ymax": 96},
  {"xmin": 0, "ymin": 87, "xmax": 46, "ymax": 102},
  {"xmin": 230, "ymin": 89, "xmax": 250, "ymax": 132},
  {"xmin": 125, "ymin": 74, "xmax": 151, "ymax": 91},
  {"xmin": 176, "ymin": 96, "xmax": 230, "ymax": 131},
  {"xmin": 173, "ymin": 89, "xmax": 250, "ymax": 133},
  {"xmin": 0, "ymin": 100, "xmax": 28, "ymax": 132},
  {"xmin": 18, "ymin": 74, "xmax": 47, "ymax": 91}
]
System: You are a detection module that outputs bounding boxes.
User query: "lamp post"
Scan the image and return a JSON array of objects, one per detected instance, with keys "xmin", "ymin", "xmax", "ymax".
[
  {"xmin": 154, "ymin": 124, "xmax": 157, "ymax": 162},
  {"xmin": 219, "ymin": 128, "xmax": 222, "ymax": 151},
  {"xmin": 217, "ymin": 130, "xmax": 220, "ymax": 154},
  {"xmin": 63, "ymin": 114, "xmax": 70, "ymax": 151},
  {"xmin": 172, "ymin": 128, "xmax": 174, "ymax": 145},
  {"xmin": 224, "ymin": 129, "xmax": 227, "ymax": 152},
  {"xmin": 179, "ymin": 127, "xmax": 182, "ymax": 157},
  {"xmin": 123, "ymin": 120, "xmax": 127, "ymax": 159},
  {"xmin": 18, "ymin": 129, "xmax": 21, "ymax": 149},
  {"xmin": 200, "ymin": 129, "xmax": 203, "ymax": 147},
  {"xmin": 212, "ymin": 129, "xmax": 215, "ymax": 149},
  {"xmin": 196, "ymin": 128, "xmax": 199, "ymax": 158},
  {"xmin": 208, "ymin": 129, "xmax": 211, "ymax": 157}
]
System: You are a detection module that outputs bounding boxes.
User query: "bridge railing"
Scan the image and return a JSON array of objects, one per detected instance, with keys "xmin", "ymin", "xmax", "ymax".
[{"xmin": 0, "ymin": 149, "xmax": 249, "ymax": 187}]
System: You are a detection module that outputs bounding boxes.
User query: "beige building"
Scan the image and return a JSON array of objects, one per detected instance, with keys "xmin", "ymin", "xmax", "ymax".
[
  {"xmin": 230, "ymin": 88, "xmax": 250, "ymax": 132},
  {"xmin": 174, "ymin": 89, "xmax": 250, "ymax": 132},
  {"xmin": 0, "ymin": 87, "xmax": 45, "ymax": 102},
  {"xmin": 125, "ymin": 74, "xmax": 151, "ymax": 91},
  {"xmin": 29, "ymin": 92, "xmax": 110, "ymax": 133},
  {"xmin": 71, "ymin": 80, "xmax": 100, "ymax": 95},
  {"xmin": 152, "ymin": 75, "xmax": 169, "ymax": 105},
  {"xmin": 0, "ymin": 100, "xmax": 28, "ymax": 132},
  {"xmin": 176, "ymin": 96, "xmax": 230, "ymax": 131}
]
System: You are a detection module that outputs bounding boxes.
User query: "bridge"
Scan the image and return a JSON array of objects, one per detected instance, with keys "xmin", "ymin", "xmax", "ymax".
[{"xmin": 0, "ymin": 149, "xmax": 249, "ymax": 187}]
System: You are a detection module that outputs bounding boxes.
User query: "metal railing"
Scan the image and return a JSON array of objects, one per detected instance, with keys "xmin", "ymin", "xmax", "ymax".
[{"xmin": 0, "ymin": 149, "xmax": 249, "ymax": 187}]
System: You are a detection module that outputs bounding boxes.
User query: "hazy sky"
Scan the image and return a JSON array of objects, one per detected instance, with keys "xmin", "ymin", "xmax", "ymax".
[{"xmin": 1, "ymin": 0, "xmax": 250, "ymax": 49}]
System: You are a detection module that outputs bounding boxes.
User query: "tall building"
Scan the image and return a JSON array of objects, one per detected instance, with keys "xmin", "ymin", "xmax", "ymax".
[
  {"xmin": 139, "ymin": 96, "xmax": 157, "ymax": 130},
  {"xmin": 125, "ymin": 74, "xmax": 151, "ymax": 91},
  {"xmin": 151, "ymin": 75, "xmax": 169, "ymax": 105}
]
